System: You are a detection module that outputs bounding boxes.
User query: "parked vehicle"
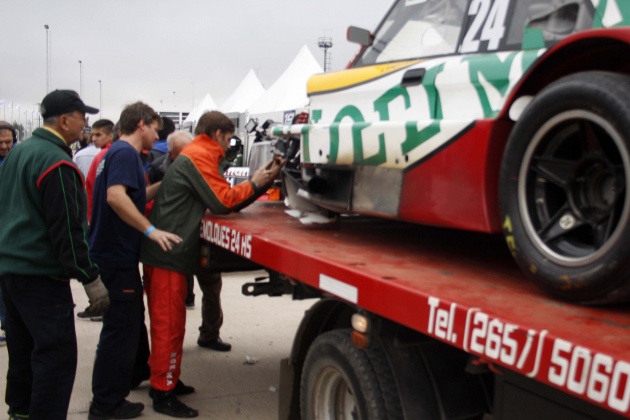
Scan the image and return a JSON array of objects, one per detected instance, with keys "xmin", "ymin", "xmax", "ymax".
[{"xmin": 200, "ymin": 2, "xmax": 630, "ymax": 418}]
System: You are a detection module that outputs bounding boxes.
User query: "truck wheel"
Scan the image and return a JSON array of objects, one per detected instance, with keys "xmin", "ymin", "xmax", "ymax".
[
  {"xmin": 300, "ymin": 329, "xmax": 403, "ymax": 420},
  {"xmin": 500, "ymin": 71, "xmax": 630, "ymax": 304}
]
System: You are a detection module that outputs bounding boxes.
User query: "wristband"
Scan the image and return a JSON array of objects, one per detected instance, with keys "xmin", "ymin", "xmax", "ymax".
[
  {"xmin": 251, "ymin": 180, "xmax": 259, "ymax": 192},
  {"xmin": 144, "ymin": 225, "xmax": 156, "ymax": 236}
]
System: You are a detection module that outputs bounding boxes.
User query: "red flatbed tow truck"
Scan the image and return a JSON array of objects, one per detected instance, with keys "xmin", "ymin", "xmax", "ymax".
[{"xmin": 200, "ymin": 202, "xmax": 630, "ymax": 420}]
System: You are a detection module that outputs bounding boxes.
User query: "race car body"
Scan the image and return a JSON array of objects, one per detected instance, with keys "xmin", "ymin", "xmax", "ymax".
[{"xmin": 275, "ymin": 0, "xmax": 630, "ymax": 303}]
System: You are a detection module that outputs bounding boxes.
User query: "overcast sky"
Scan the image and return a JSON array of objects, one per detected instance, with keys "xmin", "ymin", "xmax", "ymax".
[{"xmin": 0, "ymin": 0, "xmax": 391, "ymax": 125}]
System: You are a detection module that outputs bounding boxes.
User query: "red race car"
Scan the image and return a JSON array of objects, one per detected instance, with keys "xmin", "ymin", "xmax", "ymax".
[{"xmin": 273, "ymin": 0, "xmax": 630, "ymax": 304}]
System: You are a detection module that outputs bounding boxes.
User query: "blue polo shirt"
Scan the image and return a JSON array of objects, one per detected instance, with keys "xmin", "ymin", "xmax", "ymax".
[{"xmin": 89, "ymin": 140, "xmax": 146, "ymax": 267}]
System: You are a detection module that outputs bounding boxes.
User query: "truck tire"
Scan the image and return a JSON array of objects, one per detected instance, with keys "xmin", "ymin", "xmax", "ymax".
[
  {"xmin": 300, "ymin": 329, "xmax": 403, "ymax": 420},
  {"xmin": 500, "ymin": 71, "xmax": 630, "ymax": 304}
]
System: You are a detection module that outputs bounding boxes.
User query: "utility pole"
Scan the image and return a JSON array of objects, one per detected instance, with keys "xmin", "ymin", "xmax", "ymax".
[
  {"xmin": 98, "ymin": 80, "xmax": 102, "ymax": 119},
  {"xmin": 45, "ymin": 25, "xmax": 50, "ymax": 93},
  {"xmin": 78, "ymin": 60, "xmax": 83, "ymax": 97}
]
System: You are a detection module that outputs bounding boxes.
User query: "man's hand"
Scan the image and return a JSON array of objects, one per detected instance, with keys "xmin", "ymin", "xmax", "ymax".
[
  {"xmin": 252, "ymin": 157, "xmax": 286, "ymax": 187},
  {"xmin": 83, "ymin": 276, "xmax": 110, "ymax": 316},
  {"xmin": 148, "ymin": 229, "xmax": 183, "ymax": 252}
]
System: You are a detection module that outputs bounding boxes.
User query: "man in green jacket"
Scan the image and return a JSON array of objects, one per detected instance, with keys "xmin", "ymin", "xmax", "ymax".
[
  {"xmin": 0, "ymin": 90, "xmax": 109, "ymax": 420},
  {"xmin": 140, "ymin": 111, "xmax": 283, "ymax": 418}
]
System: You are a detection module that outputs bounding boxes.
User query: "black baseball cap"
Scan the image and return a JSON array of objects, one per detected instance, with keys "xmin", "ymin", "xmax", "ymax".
[{"xmin": 40, "ymin": 89, "xmax": 99, "ymax": 118}]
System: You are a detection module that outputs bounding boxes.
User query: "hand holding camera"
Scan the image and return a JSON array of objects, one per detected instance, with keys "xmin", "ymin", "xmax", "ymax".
[{"xmin": 252, "ymin": 157, "xmax": 286, "ymax": 188}]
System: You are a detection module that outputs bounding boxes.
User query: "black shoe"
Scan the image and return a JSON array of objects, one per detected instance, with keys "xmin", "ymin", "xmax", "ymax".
[
  {"xmin": 197, "ymin": 337, "xmax": 231, "ymax": 352},
  {"xmin": 88, "ymin": 399, "xmax": 144, "ymax": 420},
  {"xmin": 149, "ymin": 380, "xmax": 195, "ymax": 398},
  {"xmin": 151, "ymin": 389, "xmax": 198, "ymax": 418},
  {"xmin": 174, "ymin": 379, "xmax": 195, "ymax": 395},
  {"xmin": 77, "ymin": 308, "xmax": 103, "ymax": 321},
  {"xmin": 185, "ymin": 300, "xmax": 195, "ymax": 310},
  {"xmin": 77, "ymin": 308, "xmax": 91, "ymax": 319}
]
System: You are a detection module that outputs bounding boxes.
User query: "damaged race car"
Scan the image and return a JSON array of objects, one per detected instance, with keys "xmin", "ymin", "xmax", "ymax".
[{"xmin": 271, "ymin": 0, "xmax": 630, "ymax": 304}]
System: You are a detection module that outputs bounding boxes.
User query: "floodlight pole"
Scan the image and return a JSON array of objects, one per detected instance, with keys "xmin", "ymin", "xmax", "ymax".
[
  {"xmin": 98, "ymin": 80, "xmax": 102, "ymax": 119},
  {"xmin": 318, "ymin": 37, "xmax": 333, "ymax": 72}
]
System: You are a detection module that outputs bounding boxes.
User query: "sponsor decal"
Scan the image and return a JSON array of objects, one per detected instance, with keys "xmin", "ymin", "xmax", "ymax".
[
  {"xmin": 200, "ymin": 220, "xmax": 252, "ymax": 259},
  {"xmin": 425, "ymin": 296, "xmax": 630, "ymax": 414}
]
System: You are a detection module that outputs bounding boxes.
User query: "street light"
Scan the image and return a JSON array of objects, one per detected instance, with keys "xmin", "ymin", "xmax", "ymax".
[
  {"xmin": 78, "ymin": 60, "xmax": 83, "ymax": 97},
  {"xmin": 98, "ymin": 80, "xmax": 102, "ymax": 119},
  {"xmin": 44, "ymin": 25, "xmax": 50, "ymax": 93}
]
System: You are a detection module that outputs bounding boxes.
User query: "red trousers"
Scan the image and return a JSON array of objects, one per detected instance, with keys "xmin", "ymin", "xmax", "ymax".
[{"xmin": 144, "ymin": 265, "xmax": 188, "ymax": 392}]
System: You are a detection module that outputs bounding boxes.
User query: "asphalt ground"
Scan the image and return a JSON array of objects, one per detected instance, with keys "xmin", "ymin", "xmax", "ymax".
[{"xmin": 0, "ymin": 270, "xmax": 315, "ymax": 419}]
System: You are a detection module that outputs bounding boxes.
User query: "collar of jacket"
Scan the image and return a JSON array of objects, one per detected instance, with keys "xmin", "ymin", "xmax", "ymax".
[
  {"xmin": 193, "ymin": 134, "xmax": 225, "ymax": 160},
  {"xmin": 34, "ymin": 127, "xmax": 73, "ymax": 158}
]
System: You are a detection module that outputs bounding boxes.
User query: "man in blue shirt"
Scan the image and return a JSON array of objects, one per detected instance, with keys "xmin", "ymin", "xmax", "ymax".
[{"xmin": 88, "ymin": 102, "xmax": 182, "ymax": 420}]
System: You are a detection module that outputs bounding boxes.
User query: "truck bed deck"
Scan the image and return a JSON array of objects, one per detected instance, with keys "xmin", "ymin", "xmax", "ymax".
[{"xmin": 202, "ymin": 202, "xmax": 630, "ymax": 417}]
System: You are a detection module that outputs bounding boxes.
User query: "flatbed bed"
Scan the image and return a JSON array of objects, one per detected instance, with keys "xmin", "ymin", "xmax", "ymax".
[{"xmin": 202, "ymin": 202, "xmax": 630, "ymax": 418}]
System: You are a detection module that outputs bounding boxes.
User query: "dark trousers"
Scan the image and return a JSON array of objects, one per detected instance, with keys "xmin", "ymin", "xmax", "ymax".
[
  {"xmin": 185, "ymin": 274, "xmax": 195, "ymax": 305},
  {"xmin": 196, "ymin": 270, "xmax": 223, "ymax": 341},
  {"xmin": 91, "ymin": 266, "xmax": 149, "ymax": 410},
  {"xmin": 0, "ymin": 274, "xmax": 77, "ymax": 420},
  {"xmin": 0, "ymin": 286, "xmax": 6, "ymax": 330}
]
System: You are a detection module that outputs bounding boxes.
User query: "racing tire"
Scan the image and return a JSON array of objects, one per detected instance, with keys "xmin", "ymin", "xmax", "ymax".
[
  {"xmin": 500, "ymin": 71, "xmax": 630, "ymax": 304},
  {"xmin": 300, "ymin": 329, "xmax": 403, "ymax": 420}
]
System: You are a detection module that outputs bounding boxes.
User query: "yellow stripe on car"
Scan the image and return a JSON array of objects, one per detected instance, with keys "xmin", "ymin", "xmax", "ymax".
[{"xmin": 307, "ymin": 59, "xmax": 422, "ymax": 96}]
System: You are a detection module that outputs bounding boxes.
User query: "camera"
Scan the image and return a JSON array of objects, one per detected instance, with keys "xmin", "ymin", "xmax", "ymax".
[
  {"xmin": 225, "ymin": 136, "xmax": 243, "ymax": 163},
  {"xmin": 271, "ymin": 137, "xmax": 299, "ymax": 161}
]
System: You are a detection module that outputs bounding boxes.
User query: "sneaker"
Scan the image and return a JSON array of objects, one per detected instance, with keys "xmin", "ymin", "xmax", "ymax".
[
  {"xmin": 77, "ymin": 309, "xmax": 91, "ymax": 319},
  {"xmin": 8, "ymin": 413, "xmax": 29, "ymax": 420},
  {"xmin": 149, "ymin": 380, "xmax": 195, "ymax": 398},
  {"xmin": 77, "ymin": 308, "xmax": 103, "ymax": 322},
  {"xmin": 88, "ymin": 399, "xmax": 144, "ymax": 420},
  {"xmin": 150, "ymin": 389, "xmax": 198, "ymax": 418},
  {"xmin": 197, "ymin": 337, "xmax": 231, "ymax": 352}
]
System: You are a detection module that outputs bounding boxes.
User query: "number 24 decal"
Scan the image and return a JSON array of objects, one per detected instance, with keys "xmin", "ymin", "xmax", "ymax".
[{"xmin": 461, "ymin": 0, "xmax": 511, "ymax": 53}]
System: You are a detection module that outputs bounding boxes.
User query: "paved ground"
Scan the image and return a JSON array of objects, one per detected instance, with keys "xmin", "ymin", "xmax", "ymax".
[{"xmin": 0, "ymin": 270, "xmax": 315, "ymax": 419}]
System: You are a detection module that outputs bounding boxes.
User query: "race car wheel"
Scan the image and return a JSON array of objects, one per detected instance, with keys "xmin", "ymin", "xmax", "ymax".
[
  {"xmin": 500, "ymin": 71, "xmax": 630, "ymax": 304},
  {"xmin": 300, "ymin": 329, "xmax": 404, "ymax": 420}
]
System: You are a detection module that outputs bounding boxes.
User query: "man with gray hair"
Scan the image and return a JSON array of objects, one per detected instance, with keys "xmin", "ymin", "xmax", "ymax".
[{"xmin": 147, "ymin": 130, "xmax": 193, "ymax": 184}]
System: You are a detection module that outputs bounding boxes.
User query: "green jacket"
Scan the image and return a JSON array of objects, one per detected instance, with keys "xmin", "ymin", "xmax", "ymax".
[
  {"xmin": 140, "ymin": 134, "xmax": 259, "ymax": 275},
  {"xmin": 0, "ymin": 128, "xmax": 98, "ymax": 283}
]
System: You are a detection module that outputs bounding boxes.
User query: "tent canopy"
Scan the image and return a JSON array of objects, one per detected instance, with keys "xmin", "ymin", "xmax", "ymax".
[
  {"xmin": 248, "ymin": 46, "xmax": 323, "ymax": 115},
  {"xmin": 183, "ymin": 93, "xmax": 218, "ymax": 125},
  {"xmin": 221, "ymin": 70, "xmax": 265, "ymax": 113}
]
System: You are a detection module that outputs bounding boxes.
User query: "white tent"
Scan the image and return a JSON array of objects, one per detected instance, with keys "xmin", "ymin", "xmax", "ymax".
[
  {"xmin": 183, "ymin": 93, "xmax": 218, "ymax": 125},
  {"xmin": 248, "ymin": 45, "xmax": 323, "ymax": 115},
  {"xmin": 221, "ymin": 70, "xmax": 265, "ymax": 113}
]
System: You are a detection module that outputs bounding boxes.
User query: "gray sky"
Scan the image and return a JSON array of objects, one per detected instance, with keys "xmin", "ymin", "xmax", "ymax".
[{"xmin": 0, "ymin": 0, "xmax": 391, "ymax": 125}]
